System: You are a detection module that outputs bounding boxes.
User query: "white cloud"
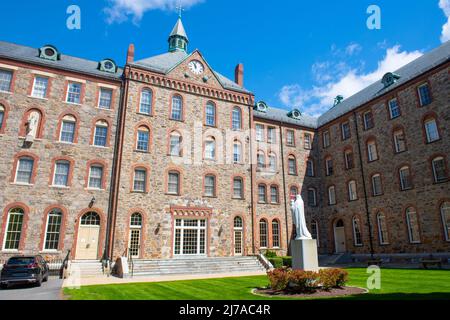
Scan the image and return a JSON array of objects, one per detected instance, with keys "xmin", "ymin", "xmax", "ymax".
[
  {"xmin": 345, "ymin": 43, "xmax": 362, "ymax": 56},
  {"xmin": 439, "ymin": 0, "xmax": 450, "ymax": 42},
  {"xmin": 104, "ymin": 0, "xmax": 204, "ymax": 24},
  {"xmin": 279, "ymin": 46, "xmax": 423, "ymax": 117}
]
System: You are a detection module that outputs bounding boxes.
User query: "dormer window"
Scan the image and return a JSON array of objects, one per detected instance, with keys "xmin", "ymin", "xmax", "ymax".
[
  {"xmin": 39, "ymin": 45, "xmax": 59, "ymax": 61},
  {"xmin": 99, "ymin": 59, "xmax": 117, "ymax": 73},
  {"xmin": 255, "ymin": 101, "xmax": 268, "ymax": 113},
  {"xmin": 382, "ymin": 72, "xmax": 401, "ymax": 88},
  {"xmin": 288, "ymin": 109, "xmax": 302, "ymax": 120}
]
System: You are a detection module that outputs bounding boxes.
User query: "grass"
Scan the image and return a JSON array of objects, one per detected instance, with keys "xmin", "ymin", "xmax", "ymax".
[{"xmin": 63, "ymin": 268, "xmax": 450, "ymax": 300}]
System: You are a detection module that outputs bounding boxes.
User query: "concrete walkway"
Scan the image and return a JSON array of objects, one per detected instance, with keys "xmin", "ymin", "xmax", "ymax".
[
  {"xmin": 0, "ymin": 279, "xmax": 64, "ymax": 300},
  {"xmin": 62, "ymin": 271, "xmax": 266, "ymax": 288}
]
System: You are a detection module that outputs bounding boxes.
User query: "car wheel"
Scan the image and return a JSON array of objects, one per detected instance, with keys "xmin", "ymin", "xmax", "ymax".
[{"xmin": 35, "ymin": 277, "xmax": 42, "ymax": 287}]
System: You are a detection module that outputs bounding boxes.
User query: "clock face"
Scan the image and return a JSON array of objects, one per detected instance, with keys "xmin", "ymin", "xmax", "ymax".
[{"xmin": 188, "ymin": 60, "xmax": 204, "ymax": 75}]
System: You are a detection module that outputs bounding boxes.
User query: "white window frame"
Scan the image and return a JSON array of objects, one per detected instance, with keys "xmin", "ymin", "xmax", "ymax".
[
  {"xmin": 15, "ymin": 157, "xmax": 34, "ymax": 185},
  {"xmin": 348, "ymin": 181, "xmax": 358, "ymax": 201},
  {"xmin": 98, "ymin": 87, "xmax": 113, "ymax": 110},
  {"xmin": 52, "ymin": 161, "xmax": 70, "ymax": 187},
  {"xmin": 406, "ymin": 208, "xmax": 421, "ymax": 244},
  {"xmin": 432, "ymin": 157, "xmax": 447, "ymax": 183},
  {"xmin": 66, "ymin": 82, "xmax": 82, "ymax": 104},
  {"xmin": 377, "ymin": 213, "xmax": 389, "ymax": 245},
  {"xmin": 31, "ymin": 76, "xmax": 49, "ymax": 99},
  {"xmin": 441, "ymin": 202, "xmax": 450, "ymax": 242},
  {"xmin": 388, "ymin": 98, "xmax": 400, "ymax": 119},
  {"xmin": 352, "ymin": 217, "xmax": 363, "ymax": 246},
  {"xmin": 88, "ymin": 165, "xmax": 103, "ymax": 190},
  {"xmin": 323, "ymin": 130, "xmax": 330, "ymax": 148},
  {"xmin": 372, "ymin": 174, "xmax": 382, "ymax": 196},
  {"xmin": 424, "ymin": 119, "xmax": 439, "ymax": 143},
  {"xmin": 43, "ymin": 210, "xmax": 63, "ymax": 252},
  {"xmin": 2, "ymin": 209, "xmax": 24, "ymax": 251},
  {"xmin": 328, "ymin": 186, "xmax": 336, "ymax": 205}
]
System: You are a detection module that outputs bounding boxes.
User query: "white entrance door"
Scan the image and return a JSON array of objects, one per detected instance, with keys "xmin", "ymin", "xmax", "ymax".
[
  {"xmin": 334, "ymin": 220, "xmax": 346, "ymax": 253},
  {"xmin": 174, "ymin": 219, "xmax": 207, "ymax": 256},
  {"xmin": 233, "ymin": 216, "xmax": 243, "ymax": 256},
  {"xmin": 75, "ymin": 212, "xmax": 101, "ymax": 260},
  {"xmin": 129, "ymin": 229, "xmax": 141, "ymax": 258}
]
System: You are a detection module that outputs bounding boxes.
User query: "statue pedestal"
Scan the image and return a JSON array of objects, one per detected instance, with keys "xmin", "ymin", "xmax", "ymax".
[{"xmin": 291, "ymin": 239, "xmax": 319, "ymax": 271}]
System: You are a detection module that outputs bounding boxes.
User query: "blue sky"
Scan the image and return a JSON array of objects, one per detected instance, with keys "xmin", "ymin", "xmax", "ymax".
[{"xmin": 1, "ymin": 0, "xmax": 449, "ymax": 116}]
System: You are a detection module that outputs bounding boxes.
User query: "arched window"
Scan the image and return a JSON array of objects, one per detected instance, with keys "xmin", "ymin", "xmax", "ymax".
[
  {"xmin": 169, "ymin": 131, "xmax": 182, "ymax": 156},
  {"xmin": 234, "ymin": 216, "xmax": 243, "ymax": 229},
  {"xmin": 59, "ymin": 115, "xmax": 76, "ymax": 143},
  {"xmin": 270, "ymin": 185, "xmax": 279, "ymax": 204},
  {"xmin": 424, "ymin": 117, "xmax": 440, "ymax": 143},
  {"xmin": 258, "ymin": 184, "xmax": 267, "ymax": 203},
  {"xmin": 15, "ymin": 156, "xmax": 35, "ymax": 184},
  {"xmin": 53, "ymin": 160, "xmax": 70, "ymax": 187},
  {"xmin": 328, "ymin": 186, "xmax": 336, "ymax": 205},
  {"xmin": 81, "ymin": 212, "xmax": 100, "ymax": 226},
  {"xmin": 44, "ymin": 209, "xmax": 63, "ymax": 251},
  {"xmin": 306, "ymin": 159, "xmax": 314, "ymax": 177},
  {"xmin": 204, "ymin": 174, "xmax": 216, "ymax": 197},
  {"xmin": 352, "ymin": 216, "xmax": 363, "ymax": 246},
  {"xmin": 268, "ymin": 153, "xmax": 277, "ymax": 172},
  {"xmin": 205, "ymin": 102, "xmax": 216, "ymax": 126},
  {"xmin": 259, "ymin": 219, "xmax": 268, "ymax": 248},
  {"xmin": 0, "ymin": 104, "xmax": 5, "ymax": 131},
  {"xmin": 93, "ymin": 120, "xmax": 108, "ymax": 147},
  {"xmin": 377, "ymin": 212, "xmax": 389, "ymax": 245},
  {"xmin": 307, "ymin": 188, "xmax": 317, "ymax": 207},
  {"xmin": 129, "ymin": 213, "xmax": 143, "ymax": 258},
  {"xmin": 272, "ymin": 220, "xmax": 280, "ymax": 248},
  {"xmin": 167, "ymin": 170, "xmax": 181, "ymax": 195},
  {"xmin": 348, "ymin": 180, "xmax": 358, "ymax": 201},
  {"xmin": 88, "ymin": 164, "xmax": 104, "ymax": 189},
  {"xmin": 204, "ymin": 136, "xmax": 216, "ymax": 160},
  {"xmin": 3, "ymin": 208, "xmax": 25, "ymax": 250},
  {"xmin": 23, "ymin": 109, "xmax": 43, "ymax": 139},
  {"xmin": 233, "ymin": 177, "xmax": 244, "ymax": 199},
  {"xmin": 257, "ymin": 151, "xmax": 266, "ymax": 170},
  {"xmin": 344, "ymin": 149, "xmax": 354, "ymax": 170},
  {"xmin": 393, "ymin": 128, "xmax": 407, "ymax": 153},
  {"xmin": 432, "ymin": 156, "xmax": 448, "ymax": 183},
  {"xmin": 171, "ymin": 95, "xmax": 183, "ymax": 121},
  {"xmin": 288, "ymin": 155, "xmax": 297, "ymax": 175},
  {"xmin": 232, "ymin": 107, "xmax": 242, "ymax": 130},
  {"xmin": 133, "ymin": 168, "xmax": 147, "ymax": 192},
  {"xmin": 367, "ymin": 139, "xmax": 378, "ymax": 162},
  {"xmin": 371, "ymin": 174, "xmax": 383, "ymax": 196},
  {"xmin": 325, "ymin": 156, "xmax": 333, "ymax": 176},
  {"xmin": 399, "ymin": 166, "xmax": 412, "ymax": 190},
  {"xmin": 136, "ymin": 126, "xmax": 150, "ymax": 152},
  {"xmin": 441, "ymin": 202, "xmax": 450, "ymax": 242},
  {"xmin": 233, "ymin": 140, "xmax": 242, "ymax": 164},
  {"xmin": 139, "ymin": 89, "xmax": 153, "ymax": 115},
  {"xmin": 405, "ymin": 207, "xmax": 421, "ymax": 244}
]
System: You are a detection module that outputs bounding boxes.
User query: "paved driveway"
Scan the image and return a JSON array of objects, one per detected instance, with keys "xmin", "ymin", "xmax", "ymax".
[{"xmin": 0, "ymin": 279, "xmax": 63, "ymax": 300}]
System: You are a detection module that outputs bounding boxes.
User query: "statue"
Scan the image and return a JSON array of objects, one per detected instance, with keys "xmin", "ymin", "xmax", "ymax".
[{"xmin": 291, "ymin": 195, "xmax": 312, "ymax": 240}]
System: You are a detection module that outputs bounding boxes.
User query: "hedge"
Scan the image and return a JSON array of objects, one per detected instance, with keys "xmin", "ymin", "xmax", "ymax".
[{"xmin": 268, "ymin": 257, "xmax": 283, "ymax": 268}]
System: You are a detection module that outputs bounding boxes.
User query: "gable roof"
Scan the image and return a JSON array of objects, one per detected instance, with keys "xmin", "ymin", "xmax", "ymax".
[
  {"xmin": 254, "ymin": 106, "xmax": 318, "ymax": 129},
  {"xmin": 0, "ymin": 41, "xmax": 123, "ymax": 80}
]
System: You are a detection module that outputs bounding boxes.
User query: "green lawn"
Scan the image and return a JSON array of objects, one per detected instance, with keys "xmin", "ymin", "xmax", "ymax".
[{"xmin": 63, "ymin": 268, "xmax": 450, "ymax": 300}]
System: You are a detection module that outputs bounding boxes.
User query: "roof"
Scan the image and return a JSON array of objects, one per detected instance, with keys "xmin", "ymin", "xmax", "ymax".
[
  {"xmin": 0, "ymin": 41, "xmax": 123, "ymax": 80},
  {"xmin": 132, "ymin": 50, "xmax": 252, "ymax": 94},
  {"xmin": 169, "ymin": 18, "xmax": 188, "ymax": 40},
  {"xmin": 253, "ymin": 106, "xmax": 318, "ymax": 129}
]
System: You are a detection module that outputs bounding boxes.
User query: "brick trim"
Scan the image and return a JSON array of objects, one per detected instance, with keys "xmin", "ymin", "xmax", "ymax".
[
  {"xmin": 39, "ymin": 205, "xmax": 68, "ymax": 252},
  {"xmin": 203, "ymin": 171, "xmax": 218, "ymax": 198},
  {"xmin": 136, "ymin": 86, "xmax": 155, "ymax": 116},
  {"xmin": 164, "ymin": 166, "xmax": 184, "ymax": 196},
  {"xmin": 71, "ymin": 207, "xmax": 106, "ymax": 260},
  {"xmin": 48, "ymin": 156, "xmax": 75, "ymax": 187},
  {"xmin": 18, "ymin": 106, "xmax": 46, "ymax": 139},
  {"xmin": 231, "ymin": 174, "xmax": 246, "ymax": 200},
  {"xmin": 130, "ymin": 164, "xmax": 151, "ymax": 193},
  {"xmin": 169, "ymin": 93, "xmax": 185, "ymax": 122},
  {"xmin": 85, "ymin": 159, "xmax": 108, "ymax": 190},
  {"xmin": 10, "ymin": 151, "xmax": 39, "ymax": 184},
  {"xmin": 134, "ymin": 121, "xmax": 152, "ymax": 153},
  {"xmin": 55, "ymin": 111, "xmax": 81, "ymax": 144},
  {"xmin": 0, "ymin": 202, "xmax": 30, "ymax": 252},
  {"xmin": 90, "ymin": 117, "xmax": 112, "ymax": 147},
  {"xmin": 421, "ymin": 111, "xmax": 442, "ymax": 144},
  {"xmin": 204, "ymin": 100, "xmax": 217, "ymax": 127},
  {"xmin": 0, "ymin": 99, "xmax": 10, "ymax": 134},
  {"xmin": 125, "ymin": 208, "xmax": 148, "ymax": 259},
  {"xmin": 230, "ymin": 105, "xmax": 243, "ymax": 130}
]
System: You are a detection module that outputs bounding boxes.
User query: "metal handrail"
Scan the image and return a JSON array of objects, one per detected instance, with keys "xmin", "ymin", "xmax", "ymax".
[
  {"xmin": 59, "ymin": 250, "xmax": 71, "ymax": 279},
  {"xmin": 128, "ymin": 248, "xmax": 135, "ymax": 278}
]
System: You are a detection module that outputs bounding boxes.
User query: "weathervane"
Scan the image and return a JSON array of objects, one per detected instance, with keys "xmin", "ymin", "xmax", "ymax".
[{"xmin": 176, "ymin": 2, "xmax": 184, "ymax": 18}]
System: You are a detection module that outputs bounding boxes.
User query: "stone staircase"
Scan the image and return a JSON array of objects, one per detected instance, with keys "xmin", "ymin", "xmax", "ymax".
[
  {"xmin": 69, "ymin": 260, "xmax": 106, "ymax": 278},
  {"xmin": 128, "ymin": 256, "xmax": 267, "ymax": 277}
]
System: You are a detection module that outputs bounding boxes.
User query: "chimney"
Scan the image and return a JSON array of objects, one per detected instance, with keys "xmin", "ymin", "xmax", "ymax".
[
  {"xmin": 126, "ymin": 44, "xmax": 135, "ymax": 64},
  {"xmin": 235, "ymin": 63, "xmax": 244, "ymax": 87}
]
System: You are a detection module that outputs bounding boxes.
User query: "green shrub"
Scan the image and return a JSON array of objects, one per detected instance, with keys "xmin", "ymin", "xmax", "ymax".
[
  {"xmin": 289, "ymin": 270, "xmax": 319, "ymax": 293},
  {"xmin": 267, "ymin": 268, "xmax": 291, "ymax": 291},
  {"xmin": 264, "ymin": 250, "xmax": 277, "ymax": 258},
  {"xmin": 281, "ymin": 256, "xmax": 292, "ymax": 267},
  {"xmin": 268, "ymin": 257, "xmax": 283, "ymax": 268},
  {"xmin": 318, "ymin": 268, "xmax": 349, "ymax": 290}
]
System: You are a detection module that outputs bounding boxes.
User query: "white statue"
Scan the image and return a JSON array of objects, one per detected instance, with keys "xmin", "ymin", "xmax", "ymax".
[
  {"xmin": 291, "ymin": 195, "xmax": 312, "ymax": 240},
  {"xmin": 26, "ymin": 111, "xmax": 40, "ymax": 139}
]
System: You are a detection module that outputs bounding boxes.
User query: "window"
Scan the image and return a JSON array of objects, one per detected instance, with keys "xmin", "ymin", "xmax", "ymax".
[
  {"xmin": 136, "ymin": 127, "xmax": 150, "ymax": 152},
  {"xmin": 348, "ymin": 180, "xmax": 358, "ymax": 201},
  {"xmin": 129, "ymin": 213, "xmax": 143, "ymax": 258},
  {"xmin": 377, "ymin": 212, "xmax": 389, "ymax": 245},
  {"xmin": 53, "ymin": 161, "xmax": 70, "ymax": 187},
  {"xmin": 93, "ymin": 120, "xmax": 108, "ymax": 147},
  {"xmin": 424, "ymin": 118, "xmax": 440, "ymax": 143},
  {"xmin": 405, "ymin": 207, "xmax": 421, "ymax": 244},
  {"xmin": 268, "ymin": 153, "xmax": 277, "ymax": 172},
  {"xmin": 399, "ymin": 166, "xmax": 412, "ymax": 190},
  {"xmin": 139, "ymin": 89, "xmax": 153, "ymax": 115},
  {"xmin": 393, "ymin": 129, "xmax": 407, "ymax": 153},
  {"xmin": 0, "ymin": 105, "xmax": 5, "ymax": 131},
  {"xmin": 205, "ymin": 102, "xmax": 216, "ymax": 126},
  {"xmin": 304, "ymin": 133, "xmax": 311, "ymax": 149},
  {"xmin": 0, "ymin": 69, "xmax": 13, "ymax": 92},
  {"xmin": 133, "ymin": 169, "xmax": 147, "ymax": 192},
  {"xmin": 15, "ymin": 157, "xmax": 34, "ymax": 184},
  {"xmin": 341, "ymin": 122, "xmax": 351, "ymax": 140},
  {"xmin": 286, "ymin": 130, "xmax": 295, "ymax": 146},
  {"xmin": 168, "ymin": 171, "xmax": 180, "ymax": 195},
  {"xmin": 325, "ymin": 157, "xmax": 333, "ymax": 176},
  {"xmin": 288, "ymin": 156, "xmax": 297, "ymax": 175},
  {"xmin": 328, "ymin": 186, "xmax": 336, "ymax": 205},
  {"xmin": 204, "ymin": 175, "xmax": 216, "ymax": 197},
  {"xmin": 270, "ymin": 185, "xmax": 279, "ymax": 204},
  {"xmin": 267, "ymin": 127, "xmax": 276, "ymax": 144},
  {"xmin": 171, "ymin": 95, "xmax": 183, "ymax": 121},
  {"xmin": 322, "ymin": 130, "xmax": 330, "ymax": 148},
  {"xmin": 363, "ymin": 111, "xmax": 374, "ymax": 130},
  {"xmin": 174, "ymin": 219, "xmax": 206, "ymax": 256},
  {"xmin": 233, "ymin": 141, "xmax": 242, "ymax": 164},
  {"xmin": 232, "ymin": 107, "xmax": 242, "ymax": 130},
  {"xmin": 31, "ymin": 76, "xmax": 48, "ymax": 98},
  {"xmin": 388, "ymin": 98, "xmax": 400, "ymax": 119},
  {"xmin": 441, "ymin": 202, "xmax": 450, "ymax": 242},
  {"xmin": 352, "ymin": 217, "xmax": 363, "ymax": 246},
  {"xmin": 88, "ymin": 165, "xmax": 104, "ymax": 189},
  {"xmin": 367, "ymin": 140, "xmax": 378, "ymax": 162},
  {"xmin": 305, "ymin": 159, "xmax": 314, "ymax": 177},
  {"xmin": 44, "ymin": 209, "xmax": 62, "ymax": 251},
  {"xmin": 418, "ymin": 83, "xmax": 432, "ymax": 106},
  {"xmin": 258, "ymin": 184, "xmax": 267, "ymax": 203},
  {"xmin": 81, "ymin": 212, "xmax": 100, "ymax": 225},
  {"xmin": 372, "ymin": 174, "xmax": 383, "ymax": 196},
  {"xmin": 256, "ymin": 124, "xmax": 264, "ymax": 142},
  {"xmin": 205, "ymin": 137, "xmax": 216, "ymax": 160},
  {"xmin": 259, "ymin": 220, "xmax": 268, "ymax": 248},
  {"xmin": 170, "ymin": 132, "xmax": 182, "ymax": 156},
  {"xmin": 290, "ymin": 186, "xmax": 299, "ymax": 200},
  {"xmin": 257, "ymin": 152, "xmax": 266, "ymax": 170},
  {"xmin": 311, "ymin": 220, "xmax": 319, "ymax": 246},
  {"xmin": 272, "ymin": 220, "xmax": 280, "ymax": 248},
  {"xmin": 344, "ymin": 150, "xmax": 354, "ymax": 170},
  {"xmin": 233, "ymin": 177, "xmax": 244, "ymax": 199},
  {"xmin": 3, "ymin": 208, "xmax": 24, "ymax": 250},
  {"xmin": 308, "ymin": 188, "xmax": 317, "ymax": 207},
  {"xmin": 432, "ymin": 157, "xmax": 447, "ymax": 183},
  {"xmin": 66, "ymin": 82, "xmax": 82, "ymax": 104},
  {"xmin": 99, "ymin": 88, "xmax": 113, "ymax": 109},
  {"xmin": 60, "ymin": 115, "xmax": 76, "ymax": 143}
]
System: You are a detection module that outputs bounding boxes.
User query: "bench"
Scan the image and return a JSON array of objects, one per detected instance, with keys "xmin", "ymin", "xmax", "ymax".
[{"xmin": 420, "ymin": 259, "xmax": 442, "ymax": 269}]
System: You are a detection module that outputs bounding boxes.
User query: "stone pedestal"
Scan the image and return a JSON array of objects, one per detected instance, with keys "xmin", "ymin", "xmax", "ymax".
[{"xmin": 291, "ymin": 239, "xmax": 319, "ymax": 271}]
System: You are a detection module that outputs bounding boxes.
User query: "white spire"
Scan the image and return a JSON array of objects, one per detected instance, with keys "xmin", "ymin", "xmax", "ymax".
[{"xmin": 169, "ymin": 18, "xmax": 188, "ymax": 41}]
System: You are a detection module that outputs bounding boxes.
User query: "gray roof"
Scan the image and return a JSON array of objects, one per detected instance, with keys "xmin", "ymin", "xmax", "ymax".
[
  {"xmin": 132, "ymin": 50, "xmax": 252, "ymax": 94},
  {"xmin": 254, "ymin": 106, "xmax": 319, "ymax": 128},
  {"xmin": 169, "ymin": 18, "xmax": 188, "ymax": 40},
  {"xmin": 0, "ymin": 41, "xmax": 123, "ymax": 80}
]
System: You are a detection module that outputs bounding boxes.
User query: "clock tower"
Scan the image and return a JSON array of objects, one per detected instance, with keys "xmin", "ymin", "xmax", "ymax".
[{"xmin": 168, "ymin": 17, "xmax": 189, "ymax": 53}]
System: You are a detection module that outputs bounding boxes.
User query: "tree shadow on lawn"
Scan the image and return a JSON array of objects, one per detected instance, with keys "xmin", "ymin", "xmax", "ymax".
[{"xmin": 331, "ymin": 292, "xmax": 450, "ymax": 301}]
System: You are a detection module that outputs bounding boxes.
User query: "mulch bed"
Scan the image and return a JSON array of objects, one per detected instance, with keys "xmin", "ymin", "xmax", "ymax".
[{"xmin": 253, "ymin": 286, "xmax": 368, "ymax": 299}]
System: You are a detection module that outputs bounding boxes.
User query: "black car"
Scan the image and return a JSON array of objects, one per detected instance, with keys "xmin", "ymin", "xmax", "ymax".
[{"xmin": 0, "ymin": 255, "xmax": 49, "ymax": 288}]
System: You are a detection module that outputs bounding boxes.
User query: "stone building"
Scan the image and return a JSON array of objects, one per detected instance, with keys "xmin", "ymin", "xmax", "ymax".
[{"xmin": 0, "ymin": 18, "xmax": 449, "ymax": 263}]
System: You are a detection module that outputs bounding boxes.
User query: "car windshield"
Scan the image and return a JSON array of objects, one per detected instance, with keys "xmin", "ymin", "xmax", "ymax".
[{"xmin": 7, "ymin": 257, "xmax": 35, "ymax": 265}]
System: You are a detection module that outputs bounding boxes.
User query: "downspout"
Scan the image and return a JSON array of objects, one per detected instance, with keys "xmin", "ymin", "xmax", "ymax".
[
  {"xmin": 278, "ymin": 122, "xmax": 290, "ymax": 253},
  {"xmin": 248, "ymin": 100, "xmax": 256, "ymax": 254},
  {"xmin": 352, "ymin": 111, "xmax": 375, "ymax": 259}
]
